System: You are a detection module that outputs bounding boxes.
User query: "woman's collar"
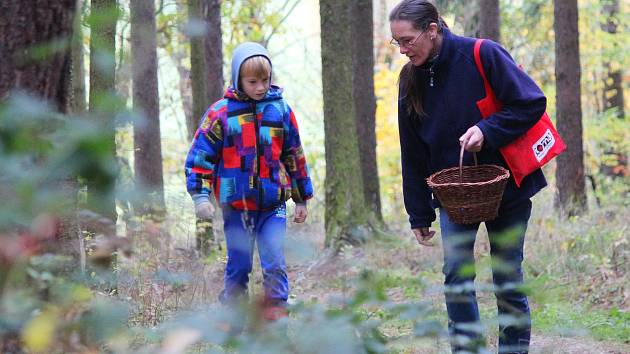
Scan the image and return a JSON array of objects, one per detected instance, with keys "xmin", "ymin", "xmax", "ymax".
[{"xmin": 419, "ymin": 27, "xmax": 451, "ymax": 71}]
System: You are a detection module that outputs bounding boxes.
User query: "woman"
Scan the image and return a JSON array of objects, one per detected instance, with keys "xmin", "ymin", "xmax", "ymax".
[{"xmin": 389, "ymin": 1, "xmax": 547, "ymax": 353}]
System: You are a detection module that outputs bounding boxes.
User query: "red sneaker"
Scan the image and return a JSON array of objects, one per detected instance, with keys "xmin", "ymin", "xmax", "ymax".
[{"xmin": 261, "ymin": 305, "xmax": 288, "ymax": 321}]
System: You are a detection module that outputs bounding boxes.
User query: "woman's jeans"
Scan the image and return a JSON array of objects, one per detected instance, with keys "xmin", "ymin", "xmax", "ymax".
[
  {"xmin": 440, "ymin": 199, "xmax": 532, "ymax": 354},
  {"xmin": 219, "ymin": 204, "xmax": 289, "ymax": 306}
]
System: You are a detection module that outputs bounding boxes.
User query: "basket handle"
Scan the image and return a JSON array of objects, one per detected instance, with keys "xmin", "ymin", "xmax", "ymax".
[{"xmin": 459, "ymin": 141, "xmax": 478, "ymax": 183}]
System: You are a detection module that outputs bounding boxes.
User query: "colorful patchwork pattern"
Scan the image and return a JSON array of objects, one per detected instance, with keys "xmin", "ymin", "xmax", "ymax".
[{"xmin": 185, "ymin": 86, "xmax": 314, "ymax": 210}]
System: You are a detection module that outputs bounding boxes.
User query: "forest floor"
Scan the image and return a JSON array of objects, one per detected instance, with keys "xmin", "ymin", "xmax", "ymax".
[
  {"xmin": 121, "ymin": 191, "xmax": 629, "ymax": 353},
  {"xmin": 287, "ymin": 226, "xmax": 630, "ymax": 354}
]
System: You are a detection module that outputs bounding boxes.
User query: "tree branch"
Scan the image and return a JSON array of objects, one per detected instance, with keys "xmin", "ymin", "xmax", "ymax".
[{"xmin": 263, "ymin": 0, "xmax": 299, "ymax": 45}]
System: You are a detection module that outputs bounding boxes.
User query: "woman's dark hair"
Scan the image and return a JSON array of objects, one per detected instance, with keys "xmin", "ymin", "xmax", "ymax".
[{"xmin": 389, "ymin": 0, "xmax": 447, "ymax": 117}]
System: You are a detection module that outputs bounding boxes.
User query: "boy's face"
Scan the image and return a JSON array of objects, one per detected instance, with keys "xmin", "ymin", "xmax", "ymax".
[{"xmin": 240, "ymin": 75, "xmax": 270, "ymax": 100}]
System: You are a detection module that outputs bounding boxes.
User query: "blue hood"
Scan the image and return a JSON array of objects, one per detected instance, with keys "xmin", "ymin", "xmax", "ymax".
[
  {"xmin": 223, "ymin": 85, "xmax": 284, "ymax": 102},
  {"xmin": 230, "ymin": 42, "xmax": 272, "ymax": 93}
]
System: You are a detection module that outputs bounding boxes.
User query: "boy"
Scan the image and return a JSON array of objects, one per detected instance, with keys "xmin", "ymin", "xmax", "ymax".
[{"xmin": 185, "ymin": 42, "xmax": 313, "ymax": 321}]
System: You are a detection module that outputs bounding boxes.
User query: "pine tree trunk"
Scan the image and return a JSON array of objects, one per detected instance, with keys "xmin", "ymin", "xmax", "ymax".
[
  {"xmin": 0, "ymin": 0, "xmax": 79, "ymax": 257},
  {"xmin": 478, "ymin": 0, "xmax": 500, "ymax": 42},
  {"xmin": 189, "ymin": 0, "xmax": 209, "ymax": 140},
  {"xmin": 374, "ymin": 0, "xmax": 390, "ymax": 62},
  {"xmin": 174, "ymin": 52, "xmax": 194, "ymax": 138},
  {"xmin": 320, "ymin": 0, "xmax": 370, "ymax": 248},
  {"xmin": 599, "ymin": 0, "xmax": 626, "ymax": 178},
  {"xmin": 71, "ymin": 0, "xmax": 86, "ymax": 113},
  {"xmin": 173, "ymin": 0, "xmax": 193, "ymax": 139},
  {"xmin": 190, "ymin": 0, "xmax": 221, "ymax": 254},
  {"xmin": 130, "ymin": 0, "xmax": 166, "ymax": 215},
  {"xmin": 88, "ymin": 0, "xmax": 118, "ymax": 221},
  {"xmin": 204, "ymin": 0, "xmax": 224, "ymax": 104},
  {"xmin": 0, "ymin": 1, "xmax": 75, "ymax": 109},
  {"xmin": 601, "ymin": 0, "xmax": 625, "ymax": 118},
  {"xmin": 463, "ymin": 0, "xmax": 480, "ymax": 38},
  {"xmin": 351, "ymin": 0, "xmax": 382, "ymax": 222},
  {"xmin": 554, "ymin": 0, "xmax": 587, "ymax": 217},
  {"xmin": 71, "ymin": 0, "xmax": 87, "ymax": 272}
]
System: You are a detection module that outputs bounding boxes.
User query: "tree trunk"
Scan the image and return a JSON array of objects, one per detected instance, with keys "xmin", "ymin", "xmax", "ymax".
[
  {"xmin": 463, "ymin": 0, "xmax": 480, "ymax": 38},
  {"xmin": 554, "ymin": 0, "xmax": 587, "ymax": 217},
  {"xmin": 0, "ymin": 1, "xmax": 75, "ymax": 109},
  {"xmin": 88, "ymin": 0, "xmax": 118, "ymax": 221},
  {"xmin": 173, "ymin": 51, "xmax": 194, "ymax": 138},
  {"xmin": 71, "ymin": 0, "xmax": 86, "ymax": 113},
  {"xmin": 203, "ymin": 0, "xmax": 224, "ymax": 106},
  {"xmin": 173, "ymin": 0, "xmax": 193, "ymax": 140},
  {"xmin": 190, "ymin": 0, "xmax": 221, "ymax": 254},
  {"xmin": 189, "ymin": 0, "xmax": 209, "ymax": 140},
  {"xmin": 130, "ymin": 0, "xmax": 166, "ymax": 215},
  {"xmin": 600, "ymin": 0, "xmax": 625, "ymax": 118},
  {"xmin": 374, "ymin": 0, "xmax": 390, "ymax": 63},
  {"xmin": 599, "ymin": 0, "xmax": 626, "ymax": 178},
  {"xmin": 478, "ymin": 0, "xmax": 500, "ymax": 42},
  {"xmin": 320, "ymin": 0, "xmax": 370, "ymax": 248},
  {"xmin": 351, "ymin": 0, "xmax": 382, "ymax": 222},
  {"xmin": 0, "ymin": 0, "xmax": 79, "ymax": 257},
  {"xmin": 71, "ymin": 0, "xmax": 87, "ymax": 272}
]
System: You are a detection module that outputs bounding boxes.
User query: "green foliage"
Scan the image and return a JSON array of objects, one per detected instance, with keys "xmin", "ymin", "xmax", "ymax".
[
  {"xmin": 221, "ymin": 0, "xmax": 299, "ymax": 55},
  {"xmin": 0, "ymin": 91, "xmax": 126, "ymax": 350},
  {"xmin": 534, "ymin": 302, "xmax": 630, "ymax": 343},
  {"xmin": 583, "ymin": 111, "xmax": 630, "ymax": 204},
  {"xmin": 0, "ymin": 95, "xmax": 114, "ymax": 226},
  {"xmin": 157, "ymin": 9, "xmax": 185, "ymax": 56},
  {"xmin": 501, "ymin": 0, "xmax": 555, "ymax": 88}
]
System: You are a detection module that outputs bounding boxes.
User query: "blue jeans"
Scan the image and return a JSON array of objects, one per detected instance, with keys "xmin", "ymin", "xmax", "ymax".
[
  {"xmin": 440, "ymin": 199, "xmax": 532, "ymax": 354},
  {"xmin": 219, "ymin": 204, "xmax": 289, "ymax": 305}
]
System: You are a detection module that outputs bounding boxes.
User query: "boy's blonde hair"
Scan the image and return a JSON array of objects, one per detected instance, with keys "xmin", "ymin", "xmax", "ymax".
[{"xmin": 240, "ymin": 55, "xmax": 271, "ymax": 80}]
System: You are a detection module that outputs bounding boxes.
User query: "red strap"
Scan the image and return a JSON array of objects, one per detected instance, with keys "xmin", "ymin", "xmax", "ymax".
[{"xmin": 473, "ymin": 39, "xmax": 494, "ymax": 98}]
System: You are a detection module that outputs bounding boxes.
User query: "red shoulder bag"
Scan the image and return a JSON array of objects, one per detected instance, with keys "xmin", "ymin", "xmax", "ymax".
[{"xmin": 474, "ymin": 39, "xmax": 566, "ymax": 187}]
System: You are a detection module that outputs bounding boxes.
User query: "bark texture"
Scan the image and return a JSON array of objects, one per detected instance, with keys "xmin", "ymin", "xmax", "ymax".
[
  {"xmin": 0, "ymin": 1, "xmax": 76, "ymax": 110},
  {"xmin": 88, "ymin": 0, "xmax": 118, "ymax": 221},
  {"xmin": 600, "ymin": 0, "xmax": 625, "ymax": 117},
  {"xmin": 351, "ymin": 0, "xmax": 382, "ymax": 222},
  {"xmin": 478, "ymin": 0, "xmax": 500, "ymax": 42},
  {"xmin": 321, "ymin": 0, "xmax": 370, "ymax": 247},
  {"xmin": 554, "ymin": 0, "xmax": 587, "ymax": 217},
  {"xmin": 130, "ymin": 0, "xmax": 165, "ymax": 214}
]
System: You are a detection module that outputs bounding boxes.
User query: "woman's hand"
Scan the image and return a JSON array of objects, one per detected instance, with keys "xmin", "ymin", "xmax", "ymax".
[
  {"xmin": 412, "ymin": 227, "xmax": 435, "ymax": 246},
  {"xmin": 459, "ymin": 125, "xmax": 484, "ymax": 152}
]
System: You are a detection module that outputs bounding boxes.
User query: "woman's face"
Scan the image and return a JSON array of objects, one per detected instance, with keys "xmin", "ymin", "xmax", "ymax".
[{"xmin": 390, "ymin": 20, "xmax": 437, "ymax": 66}]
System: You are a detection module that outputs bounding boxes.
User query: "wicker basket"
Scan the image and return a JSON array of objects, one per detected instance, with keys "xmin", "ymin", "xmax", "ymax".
[{"xmin": 426, "ymin": 145, "xmax": 510, "ymax": 224}]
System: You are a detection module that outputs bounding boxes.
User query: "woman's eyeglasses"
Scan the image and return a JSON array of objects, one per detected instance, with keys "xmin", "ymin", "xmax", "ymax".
[{"xmin": 390, "ymin": 31, "xmax": 425, "ymax": 48}]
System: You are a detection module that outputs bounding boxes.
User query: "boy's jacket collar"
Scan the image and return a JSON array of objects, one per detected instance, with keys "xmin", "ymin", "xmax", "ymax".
[{"xmin": 224, "ymin": 85, "xmax": 284, "ymax": 102}]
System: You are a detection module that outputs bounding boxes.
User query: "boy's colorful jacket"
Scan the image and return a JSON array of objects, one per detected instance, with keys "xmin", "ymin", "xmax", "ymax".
[{"xmin": 185, "ymin": 85, "xmax": 313, "ymax": 210}]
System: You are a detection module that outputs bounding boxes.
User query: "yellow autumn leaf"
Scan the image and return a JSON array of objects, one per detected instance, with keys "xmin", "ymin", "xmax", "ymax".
[
  {"xmin": 71, "ymin": 285, "xmax": 93, "ymax": 303},
  {"xmin": 22, "ymin": 308, "xmax": 59, "ymax": 353}
]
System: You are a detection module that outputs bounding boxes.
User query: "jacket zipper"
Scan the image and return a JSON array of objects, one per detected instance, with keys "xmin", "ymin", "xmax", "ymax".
[{"xmin": 253, "ymin": 102, "xmax": 262, "ymax": 209}]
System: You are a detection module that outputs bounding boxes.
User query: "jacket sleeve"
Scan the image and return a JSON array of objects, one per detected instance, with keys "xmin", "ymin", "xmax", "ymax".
[
  {"xmin": 184, "ymin": 104, "xmax": 224, "ymax": 203},
  {"xmin": 281, "ymin": 104, "xmax": 314, "ymax": 203},
  {"xmin": 475, "ymin": 40, "xmax": 547, "ymax": 150},
  {"xmin": 398, "ymin": 98, "xmax": 436, "ymax": 229}
]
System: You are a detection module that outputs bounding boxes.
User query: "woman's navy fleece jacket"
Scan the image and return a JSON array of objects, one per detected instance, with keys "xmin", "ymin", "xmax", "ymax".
[{"xmin": 398, "ymin": 28, "xmax": 547, "ymax": 229}]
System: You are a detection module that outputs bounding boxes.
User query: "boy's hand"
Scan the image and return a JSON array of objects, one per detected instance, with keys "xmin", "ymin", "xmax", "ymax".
[
  {"xmin": 293, "ymin": 204, "xmax": 307, "ymax": 223},
  {"xmin": 195, "ymin": 201, "xmax": 215, "ymax": 219},
  {"xmin": 412, "ymin": 227, "xmax": 435, "ymax": 247}
]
